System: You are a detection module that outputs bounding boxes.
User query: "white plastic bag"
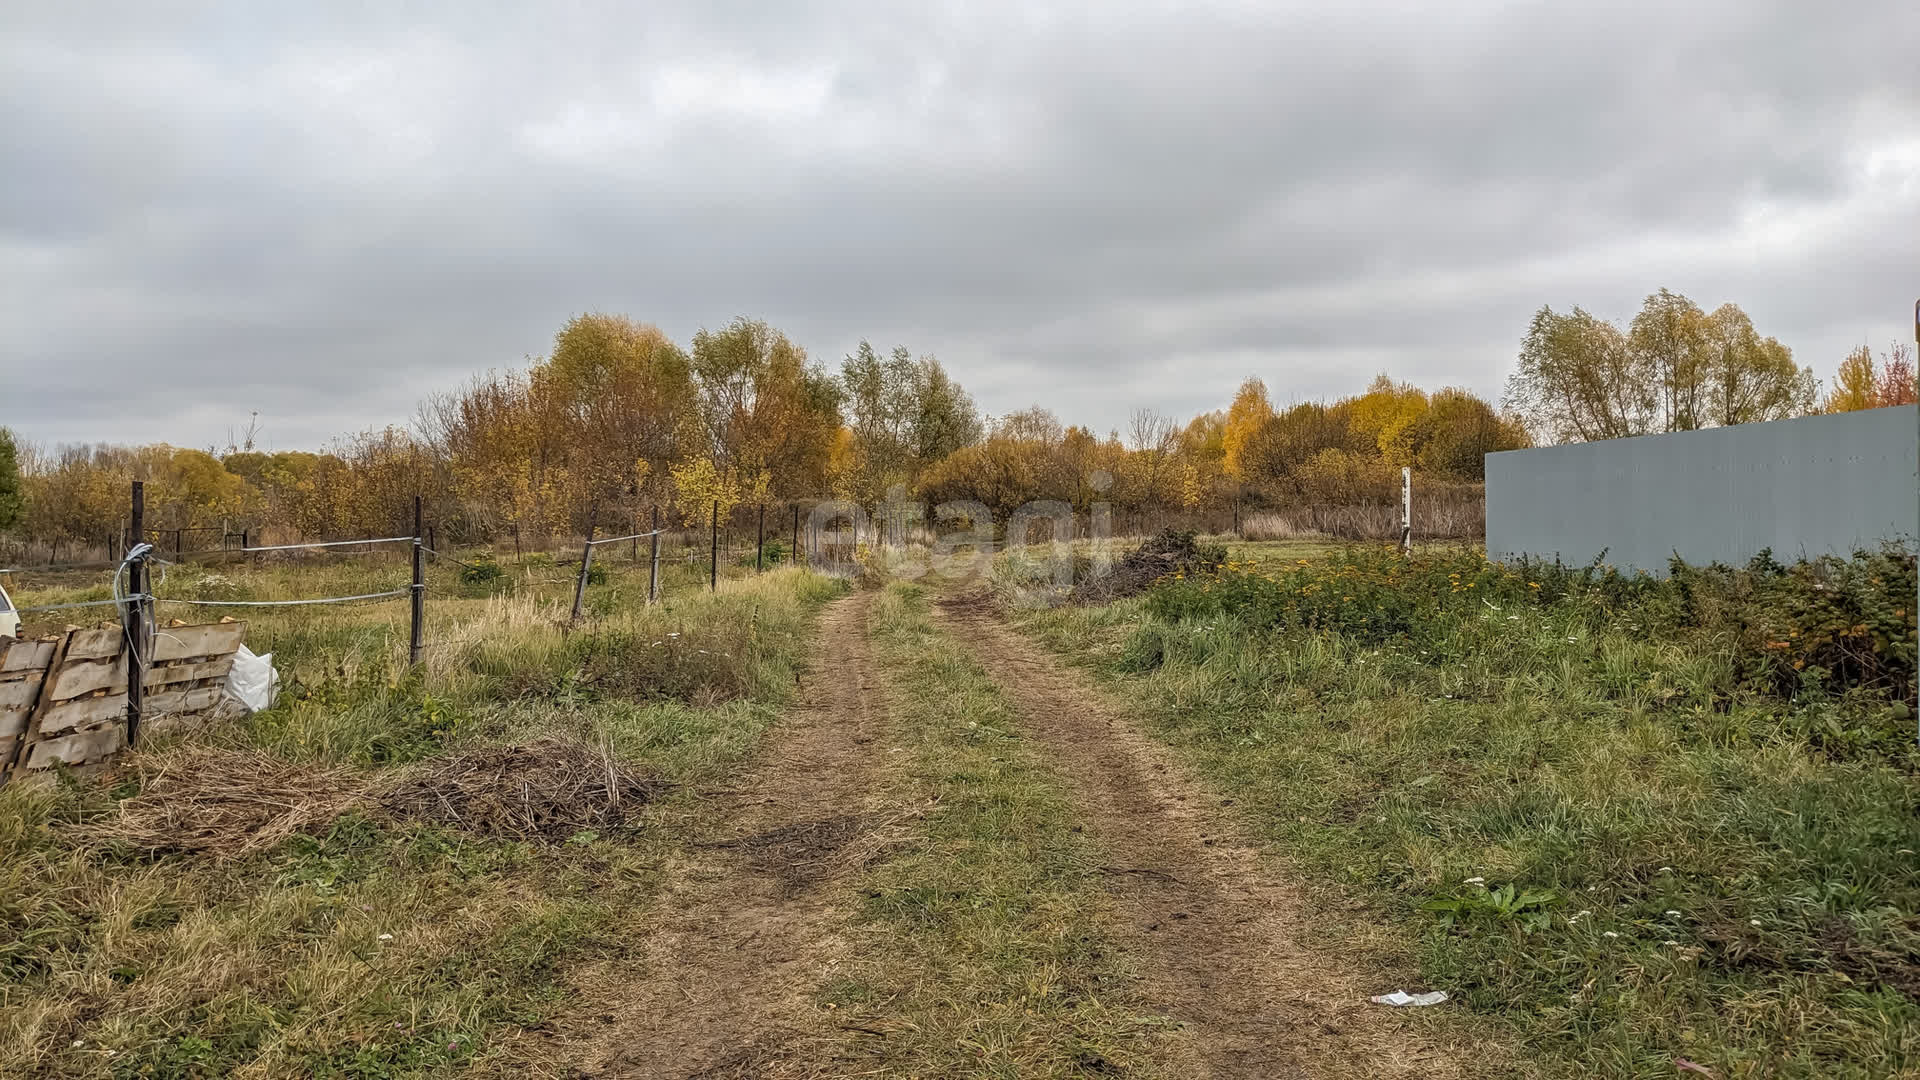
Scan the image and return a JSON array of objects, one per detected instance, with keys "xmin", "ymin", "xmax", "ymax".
[
  {"xmin": 226, "ymin": 644, "xmax": 280, "ymax": 713},
  {"xmin": 1369, "ymin": 990, "xmax": 1450, "ymax": 1007}
]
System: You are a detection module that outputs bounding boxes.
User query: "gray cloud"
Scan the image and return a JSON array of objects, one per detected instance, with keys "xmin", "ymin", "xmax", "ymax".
[{"xmin": 3, "ymin": 0, "xmax": 1916, "ymax": 450}]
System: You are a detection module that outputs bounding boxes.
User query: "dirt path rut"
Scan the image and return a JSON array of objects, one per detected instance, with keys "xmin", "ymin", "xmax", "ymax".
[
  {"xmin": 934, "ymin": 591, "xmax": 1469, "ymax": 1080},
  {"xmin": 544, "ymin": 591, "xmax": 886, "ymax": 1079}
]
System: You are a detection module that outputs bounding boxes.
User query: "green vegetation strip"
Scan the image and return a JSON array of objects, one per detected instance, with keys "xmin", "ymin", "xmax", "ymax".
[
  {"xmin": 1018, "ymin": 544, "xmax": 1920, "ymax": 1079},
  {"xmin": 825, "ymin": 583, "xmax": 1177, "ymax": 1079},
  {"xmin": 2, "ymin": 565, "xmax": 843, "ymax": 1078}
]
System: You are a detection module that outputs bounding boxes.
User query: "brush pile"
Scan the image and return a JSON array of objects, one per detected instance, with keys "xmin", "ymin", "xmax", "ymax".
[
  {"xmin": 380, "ymin": 737, "xmax": 663, "ymax": 841},
  {"xmin": 1070, "ymin": 529, "xmax": 1226, "ymax": 604},
  {"xmin": 92, "ymin": 746, "xmax": 372, "ymax": 860}
]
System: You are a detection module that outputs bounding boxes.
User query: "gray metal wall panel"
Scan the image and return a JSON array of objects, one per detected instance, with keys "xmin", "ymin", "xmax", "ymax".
[{"xmin": 1485, "ymin": 406, "xmax": 1917, "ymax": 572}]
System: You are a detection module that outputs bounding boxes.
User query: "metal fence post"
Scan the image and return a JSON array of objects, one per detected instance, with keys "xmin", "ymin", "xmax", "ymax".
[
  {"xmin": 571, "ymin": 505, "xmax": 598, "ymax": 621},
  {"xmin": 709, "ymin": 500, "xmax": 719, "ymax": 591},
  {"xmin": 791, "ymin": 503, "xmax": 800, "ymax": 566},
  {"xmin": 648, "ymin": 506, "xmax": 661, "ymax": 604},
  {"xmin": 125, "ymin": 481, "xmax": 149, "ymax": 746},
  {"xmin": 408, "ymin": 496, "xmax": 425, "ymax": 665},
  {"xmin": 756, "ymin": 503, "xmax": 766, "ymax": 572},
  {"xmin": 1400, "ymin": 466, "xmax": 1412, "ymax": 556}
]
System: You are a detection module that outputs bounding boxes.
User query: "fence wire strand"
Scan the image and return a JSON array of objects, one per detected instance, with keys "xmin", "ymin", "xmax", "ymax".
[
  {"xmin": 15, "ymin": 597, "xmax": 128, "ymax": 614},
  {"xmin": 586, "ymin": 529, "xmax": 665, "ymax": 546},
  {"xmin": 155, "ymin": 589, "xmax": 410, "ymax": 608},
  {"xmin": 238, "ymin": 536, "xmax": 417, "ymax": 553}
]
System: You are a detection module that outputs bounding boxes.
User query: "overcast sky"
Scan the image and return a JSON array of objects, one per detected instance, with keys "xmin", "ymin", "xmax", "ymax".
[{"xmin": 4, "ymin": 1, "xmax": 1916, "ymax": 452}]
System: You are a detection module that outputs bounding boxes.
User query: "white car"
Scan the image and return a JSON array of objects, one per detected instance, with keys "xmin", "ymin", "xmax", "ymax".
[{"xmin": 0, "ymin": 581, "xmax": 16, "ymax": 640}]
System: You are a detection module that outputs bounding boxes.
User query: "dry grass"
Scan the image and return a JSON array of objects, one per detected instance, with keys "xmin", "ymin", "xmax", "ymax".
[
  {"xmin": 381, "ymin": 737, "xmax": 664, "ymax": 842},
  {"xmin": 86, "ymin": 737, "xmax": 667, "ymax": 860},
  {"xmin": 1241, "ymin": 486, "xmax": 1484, "ymax": 541},
  {"xmin": 89, "ymin": 746, "xmax": 372, "ymax": 859}
]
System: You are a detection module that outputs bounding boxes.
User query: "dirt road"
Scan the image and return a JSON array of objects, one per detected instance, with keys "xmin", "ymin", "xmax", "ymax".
[
  {"xmin": 535, "ymin": 585, "xmax": 1468, "ymax": 1078},
  {"xmin": 933, "ymin": 591, "xmax": 1469, "ymax": 1080},
  {"xmin": 541, "ymin": 591, "xmax": 889, "ymax": 1079}
]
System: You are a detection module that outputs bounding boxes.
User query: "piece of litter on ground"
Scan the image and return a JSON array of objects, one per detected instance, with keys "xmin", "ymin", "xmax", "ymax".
[{"xmin": 1369, "ymin": 990, "xmax": 1449, "ymax": 1007}]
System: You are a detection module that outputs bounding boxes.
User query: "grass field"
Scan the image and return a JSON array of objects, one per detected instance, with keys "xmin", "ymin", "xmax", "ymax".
[
  {"xmin": 4, "ymin": 531, "xmax": 1916, "ymax": 1077},
  {"xmin": 2, "ymin": 549, "xmax": 844, "ymax": 1077}
]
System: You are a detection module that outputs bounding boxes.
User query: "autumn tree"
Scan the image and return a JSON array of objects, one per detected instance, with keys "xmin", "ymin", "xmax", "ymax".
[
  {"xmin": 1825, "ymin": 345, "xmax": 1879, "ymax": 412},
  {"xmin": 1825, "ymin": 342, "xmax": 1916, "ymax": 411},
  {"xmin": 689, "ymin": 317, "xmax": 842, "ymax": 501},
  {"xmin": 1628, "ymin": 288, "xmax": 1712, "ymax": 431},
  {"xmin": 1176, "ymin": 411, "xmax": 1229, "ymax": 511},
  {"xmin": 1875, "ymin": 344, "xmax": 1917, "ymax": 407},
  {"xmin": 1506, "ymin": 305, "xmax": 1650, "ymax": 443},
  {"xmin": 1345, "ymin": 374, "xmax": 1429, "ymax": 465},
  {"xmin": 1510, "ymin": 293, "xmax": 1817, "ymax": 443},
  {"xmin": 1120, "ymin": 408, "xmax": 1180, "ymax": 511},
  {"xmin": 1221, "ymin": 378, "xmax": 1274, "ymax": 482},
  {"xmin": 1411, "ymin": 389, "xmax": 1530, "ymax": 480},
  {"xmin": 1699, "ymin": 304, "xmax": 1816, "ymax": 424}
]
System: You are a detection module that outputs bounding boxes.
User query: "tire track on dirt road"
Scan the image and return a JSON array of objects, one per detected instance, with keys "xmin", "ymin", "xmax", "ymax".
[
  {"xmin": 532, "ymin": 591, "xmax": 889, "ymax": 1079},
  {"xmin": 932, "ymin": 591, "xmax": 1474, "ymax": 1080}
]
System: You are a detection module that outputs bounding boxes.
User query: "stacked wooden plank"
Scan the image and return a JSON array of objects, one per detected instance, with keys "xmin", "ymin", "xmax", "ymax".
[
  {"xmin": 27, "ymin": 626, "xmax": 127, "ymax": 769},
  {"xmin": 0, "ymin": 620, "xmax": 248, "ymax": 779},
  {"xmin": 142, "ymin": 621, "xmax": 247, "ymax": 739},
  {"xmin": 0, "ymin": 637, "xmax": 58, "ymax": 771}
]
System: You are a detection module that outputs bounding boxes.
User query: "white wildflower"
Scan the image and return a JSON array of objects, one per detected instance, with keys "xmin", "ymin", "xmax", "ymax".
[
  {"xmin": 378, "ymin": 933, "xmax": 394, "ymax": 941},
  {"xmin": 1602, "ymin": 931, "xmax": 1619, "ymax": 938}
]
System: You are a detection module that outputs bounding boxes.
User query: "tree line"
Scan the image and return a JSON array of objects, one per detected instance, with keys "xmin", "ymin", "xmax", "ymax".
[{"xmin": 0, "ymin": 291, "xmax": 1909, "ymax": 547}]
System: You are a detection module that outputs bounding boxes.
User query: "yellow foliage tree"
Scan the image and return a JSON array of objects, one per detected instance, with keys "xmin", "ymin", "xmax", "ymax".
[{"xmin": 1221, "ymin": 378, "xmax": 1274, "ymax": 482}]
